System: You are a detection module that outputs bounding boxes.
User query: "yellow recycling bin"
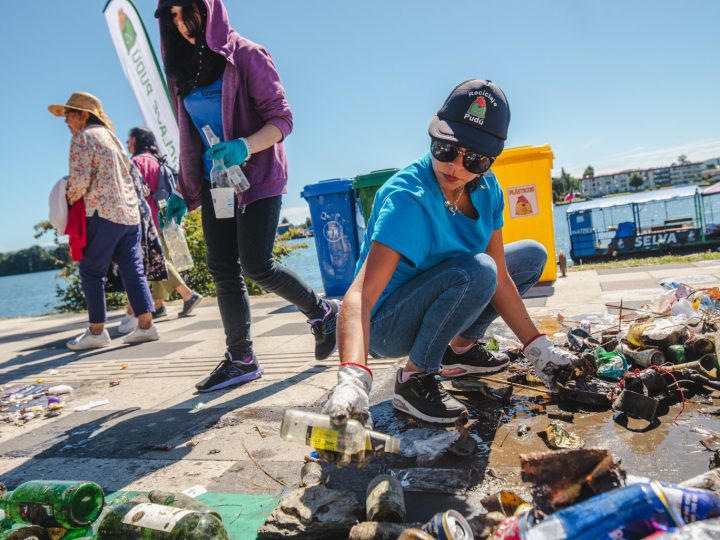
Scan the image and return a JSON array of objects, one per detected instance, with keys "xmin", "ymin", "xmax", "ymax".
[{"xmin": 491, "ymin": 144, "xmax": 557, "ymax": 282}]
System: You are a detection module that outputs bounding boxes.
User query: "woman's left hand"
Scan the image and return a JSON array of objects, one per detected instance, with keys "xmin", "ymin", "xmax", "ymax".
[{"xmin": 205, "ymin": 138, "xmax": 250, "ymax": 167}]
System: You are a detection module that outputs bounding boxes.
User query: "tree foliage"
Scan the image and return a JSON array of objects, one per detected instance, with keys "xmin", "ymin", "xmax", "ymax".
[
  {"xmin": 629, "ymin": 172, "xmax": 644, "ymax": 190},
  {"xmin": 551, "ymin": 167, "xmax": 579, "ymax": 202},
  {"xmin": 583, "ymin": 165, "xmax": 595, "ymax": 178}
]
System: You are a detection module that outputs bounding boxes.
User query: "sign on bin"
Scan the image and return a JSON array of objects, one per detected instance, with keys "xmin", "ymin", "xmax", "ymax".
[{"xmin": 301, "ymin": 179, "xmax": 361, "ymax": 297}]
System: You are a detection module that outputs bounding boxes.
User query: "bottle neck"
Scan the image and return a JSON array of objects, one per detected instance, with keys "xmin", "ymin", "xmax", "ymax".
[{"xmin": 367, "ymin": 430, "xmax": 401, "ymax": 454}]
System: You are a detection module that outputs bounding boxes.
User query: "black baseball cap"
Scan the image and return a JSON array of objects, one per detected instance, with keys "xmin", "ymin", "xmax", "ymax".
[
  {"xmin": 428, "ymin": 79, "xmax": 510, "ymax": 157},
  {"xmin": 154, "ymin": 0, "xmax": 195, "ymax": 18}
]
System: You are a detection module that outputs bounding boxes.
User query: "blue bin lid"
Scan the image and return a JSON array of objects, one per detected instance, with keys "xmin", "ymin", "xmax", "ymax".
[{"xmin": 301, "ymin": 178, "xmax": 354, "ymax": 199}]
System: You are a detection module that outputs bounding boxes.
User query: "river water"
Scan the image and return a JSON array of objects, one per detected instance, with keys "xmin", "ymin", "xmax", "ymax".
[{"xmin": 4, "ymin": 191, "xmax": 716, "ymax": 318}]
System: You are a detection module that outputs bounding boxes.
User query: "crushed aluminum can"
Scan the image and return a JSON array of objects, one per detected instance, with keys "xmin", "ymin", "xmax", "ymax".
[{"xmin": 421, "ymin": 509, "xmax": 474, "ymax": 540}]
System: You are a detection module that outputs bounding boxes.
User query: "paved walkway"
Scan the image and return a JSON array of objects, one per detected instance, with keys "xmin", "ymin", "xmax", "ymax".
[{"xmin": 0, "ymin": 260, "xmax": 718, "ymax": 520}]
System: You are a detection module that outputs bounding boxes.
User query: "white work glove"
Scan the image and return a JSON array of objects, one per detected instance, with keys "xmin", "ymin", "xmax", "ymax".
[
  {"xmin": 523, "ymin": 335, "xmax": 576, "ymax": 392},
  {"xmin": 321, "ymin": 363, "xmax": 373, "ymax": 428}
]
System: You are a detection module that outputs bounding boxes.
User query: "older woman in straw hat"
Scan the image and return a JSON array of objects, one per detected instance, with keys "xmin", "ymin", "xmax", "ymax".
[{"xmin": 49, "ymin": 92, "xmax": 161, "ymax": 350}]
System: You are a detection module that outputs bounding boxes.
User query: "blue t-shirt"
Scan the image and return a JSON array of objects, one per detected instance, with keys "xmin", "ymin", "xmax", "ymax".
[
  {"xmin": 183, "ymin": 75, "xmax": 224, "ymax": 181},
  {"xmin": 356, "ymin": 152, "xmax": 505, "ymax": 314}
]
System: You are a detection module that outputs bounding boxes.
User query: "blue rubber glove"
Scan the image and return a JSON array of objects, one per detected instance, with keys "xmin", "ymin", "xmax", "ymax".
[
  {"xmin": 205, "ymin": 138, "xmax": 250, "ymax": 168},
  {"xmin": 165, "ymin": 193, "xmax": 187, "ymax": 225}
]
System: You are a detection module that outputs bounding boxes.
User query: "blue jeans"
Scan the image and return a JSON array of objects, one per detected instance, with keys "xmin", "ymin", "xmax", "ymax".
[
  {"xmin": 369, "ymin": 240, "xmax": 547, "ymax": 373},
  {"xmin": 80, "ymin": 214, "xmax": 154, "ymax": 324}
]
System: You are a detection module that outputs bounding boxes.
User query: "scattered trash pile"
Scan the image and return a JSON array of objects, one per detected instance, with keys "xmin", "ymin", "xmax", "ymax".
[
  {"xmin": 0, "ymin": 384, "xmax": 74, "ymax": 425},
  {"xmin": 491, "ymin": 449, "xmax": 720, "ymax": 539},
  {"xmin": 517, "ymin": 281, "xmax": 720, "ymax": 428},
  {"xmin": 0, "ymin": 480, "xmax": 230, "ymax": 539}
]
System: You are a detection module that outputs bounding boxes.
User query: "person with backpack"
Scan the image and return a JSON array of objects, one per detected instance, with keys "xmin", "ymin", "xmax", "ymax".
[
  {"xmin": 155, "ymin": 0, "xmax": 340, "ymax": 394},
  {"xmin": 121, "ymin": 127, "xmax": 203, "ymax": 331}
]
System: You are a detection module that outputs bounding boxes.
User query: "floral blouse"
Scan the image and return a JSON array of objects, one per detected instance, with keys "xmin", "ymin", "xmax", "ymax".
[{"xmin": 66, "ymin": 125, "xmax": 140, "ymax": 225}]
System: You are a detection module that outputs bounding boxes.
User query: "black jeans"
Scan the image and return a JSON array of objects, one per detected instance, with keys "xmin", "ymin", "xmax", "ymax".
[{"xmin": 201, "ymin": 189, "xmax": 324, "ymax": 357}]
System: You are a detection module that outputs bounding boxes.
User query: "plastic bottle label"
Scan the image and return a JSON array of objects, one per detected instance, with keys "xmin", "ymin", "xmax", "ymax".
[
  {"xmin": 306, "ymin": 427, "xmax": 339, "ymax": 451},
  {"xmin": 122, "ymin": 503, "xmax": 193, "ymax": 532}
]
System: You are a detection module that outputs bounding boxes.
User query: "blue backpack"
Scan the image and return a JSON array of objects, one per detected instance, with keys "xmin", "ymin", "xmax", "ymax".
[{"xmin": 152, "ymin": 160, "xmax": 178, "ymax": 203}]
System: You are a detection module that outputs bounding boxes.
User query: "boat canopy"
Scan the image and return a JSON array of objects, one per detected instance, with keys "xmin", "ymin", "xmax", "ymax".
[
  {"xmin": 568, "ymin": 185, "xmax": 699, "ymax": 214},
  {"xmin": 702, "ymin": 183, "xmax": 720, "ymax": 196}
]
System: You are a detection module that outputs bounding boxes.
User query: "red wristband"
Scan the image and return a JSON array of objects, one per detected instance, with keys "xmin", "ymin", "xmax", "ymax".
[
  {"xmin": 522, "ymin": 333, "xmax": 546, "ymax": 350},
  {"xmin": 340, "ymin": 362, "xmax": 373, "ymax": 379}
]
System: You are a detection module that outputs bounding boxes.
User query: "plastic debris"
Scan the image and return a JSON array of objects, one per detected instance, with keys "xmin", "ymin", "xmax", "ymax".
[
  {"xmin": 539, "ymin": 422, "xmax": 585, "ymax": 450},
  {"xmin": 593, "ymin": 347, "xmax": 628, "ymax": 380},
  {"xmin": 73, "ymin": 399, "xmax": 109, "ymax": 412},
  {"xmin": 397, "ymin": 428, "xmax": 461, "ymax": 466}
]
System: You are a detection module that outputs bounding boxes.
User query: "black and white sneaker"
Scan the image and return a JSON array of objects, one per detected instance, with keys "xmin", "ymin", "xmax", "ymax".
[
  {"xmin": 195, "ymin": 352, "xmax": 264, "ymax": 393},
  {"xmin": 440, "ymin": 343, "xmax": 510, "ymax": 377},
  {"xmin": 392, "ymin": 370, "xmax": 467, "ymax": 424},
  {"xmin": 308, "ymin": 299, "xmax": 341, "ymax": 360}
]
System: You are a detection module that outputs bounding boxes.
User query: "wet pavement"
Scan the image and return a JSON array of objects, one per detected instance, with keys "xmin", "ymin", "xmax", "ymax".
[{"xmin": 0, "ymin": 259, "xmax": 719, "ymax": 529}]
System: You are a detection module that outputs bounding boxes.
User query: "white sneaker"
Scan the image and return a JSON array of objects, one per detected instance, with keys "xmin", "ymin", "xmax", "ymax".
[
  {"xmin": 118, "ymin": 314, "xmax": 138, "ymax": 334},
  {"xmin": 123, "ymin": 325, "xmax": 160, "ymax": 344},
  {"xmin": 67, "ymin": 329, "xmax": 111, "ymax": 351}
]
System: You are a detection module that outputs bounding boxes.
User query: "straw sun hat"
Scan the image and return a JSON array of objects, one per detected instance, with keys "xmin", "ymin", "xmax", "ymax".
[{"xmin": 48, "ymin": 92, "xmax": 113, "ymax": 129}]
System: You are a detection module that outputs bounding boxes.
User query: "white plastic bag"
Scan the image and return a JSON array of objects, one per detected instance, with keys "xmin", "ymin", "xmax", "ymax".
[{"xmin": 48, "ymin": 176, "xmax": 69, "ymax": 234}]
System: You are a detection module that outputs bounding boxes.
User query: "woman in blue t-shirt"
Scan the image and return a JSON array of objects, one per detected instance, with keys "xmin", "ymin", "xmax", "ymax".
[{"xmin": 323, "ymin": 80, "xmax": 578, "ymax": 426}]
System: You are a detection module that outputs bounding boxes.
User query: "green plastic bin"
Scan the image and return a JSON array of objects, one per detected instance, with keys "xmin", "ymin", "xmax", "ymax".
[{"xmin": 352, "ymin": 168, "xmax": 399, "ymax": 223}]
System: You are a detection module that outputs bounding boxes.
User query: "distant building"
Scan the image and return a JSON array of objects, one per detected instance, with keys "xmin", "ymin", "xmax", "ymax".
[{"xmin": 579, "ymin": 157, "xmax": 719, "ymax": 198}]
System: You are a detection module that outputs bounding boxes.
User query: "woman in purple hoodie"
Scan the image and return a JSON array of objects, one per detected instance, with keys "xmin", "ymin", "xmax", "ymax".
[{"xmin": 156, "ymin": 0, "xmax": 339, "ymax": 393}]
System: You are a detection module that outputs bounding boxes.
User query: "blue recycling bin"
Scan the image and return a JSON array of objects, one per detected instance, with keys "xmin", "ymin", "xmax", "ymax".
[{"xmin": 301, "ymin": 178, "xmax": 361, "ymax": 297}]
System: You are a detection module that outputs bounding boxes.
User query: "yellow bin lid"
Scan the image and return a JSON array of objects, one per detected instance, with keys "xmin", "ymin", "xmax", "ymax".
[{"xmin": 493, "ymin": 145, "xmax": 554, "ymax": 167}]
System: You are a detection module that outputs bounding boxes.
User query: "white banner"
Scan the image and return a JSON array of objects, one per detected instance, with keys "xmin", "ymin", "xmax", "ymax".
[{"xmin": 103, "ymin": 0, "xmax": 179, "ymax": 169}]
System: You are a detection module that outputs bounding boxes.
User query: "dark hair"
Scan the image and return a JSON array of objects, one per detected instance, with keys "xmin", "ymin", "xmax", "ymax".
[
  {"xmin": 159, "ymin": 1, "xmax": 226, "ymax": 97},
  {"xmin": 128, "ymin": 127, "xmax": 163, "ymax": 159},
  {"xmin": 85, "ymin": 113, "xmax": 104, "ymax": 127}
]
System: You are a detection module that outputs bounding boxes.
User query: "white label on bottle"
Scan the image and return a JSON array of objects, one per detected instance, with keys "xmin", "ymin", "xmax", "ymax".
[{"xmin": 122, "ymin": 502, "xmax": 193, "ymax": 532}]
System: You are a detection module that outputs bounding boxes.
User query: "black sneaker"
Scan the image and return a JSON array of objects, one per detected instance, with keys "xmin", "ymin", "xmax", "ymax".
[
  {"xmin": 392, "ymin": 371, "xmax": 467, "ymax": 424},
  {"xmin": 440, "ymin": 343, "xmax": 510, "ymax": 377},
  {"xmin": 179, "ymin": 292, "xmax": 203, "ymax": 318},
  {"xmin": 308, "ymin": 299, "xmax": 340, "ymax": 360},
  {"xmin": 195, "ymin": 352, "xmax": 264, "ymax": 393},
  {"xmin": 152, "ymin": 305, "xmax": 167, "ymax": 320}
]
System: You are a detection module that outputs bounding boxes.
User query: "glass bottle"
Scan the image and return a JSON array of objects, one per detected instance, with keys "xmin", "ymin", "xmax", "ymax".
[
  {"xmin": 95, "ymin": 501, "xmax": 228, "ymax": 539},
  {"xmin": 0, "ymin": 481, "xmax": 104, "ymax": 530},
  {"xmin": 279, "ymin": 409, "xmax": 401, "ymax": 456},
  {"xmin": 147, "ymin": 492, "xmax": 221, "ymax": 521}
]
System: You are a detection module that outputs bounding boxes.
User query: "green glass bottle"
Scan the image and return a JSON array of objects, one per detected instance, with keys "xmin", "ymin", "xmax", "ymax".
[
  {"xmin": 0, "ymin": 524, "xmax": 49, "ymax": 540},
  {"xmin": 0, "ymin": 481, "xmax": 104, "ymax": 530},
  {"xmin": 147, "ymin": 492, "xmax": 221, "ymax": 521},
  {"xmin": 95, "ymin": 501, "xmax": 229, "ymax": 539}
]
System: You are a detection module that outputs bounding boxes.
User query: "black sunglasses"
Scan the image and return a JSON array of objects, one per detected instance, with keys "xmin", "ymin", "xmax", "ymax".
[{"xmin": 430, "ymin": 140, "xmax": 495, "ymax": 175}]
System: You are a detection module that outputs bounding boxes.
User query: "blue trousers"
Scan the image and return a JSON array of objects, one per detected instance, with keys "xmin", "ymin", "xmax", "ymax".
[
  {"xmin": 369, "ymin": 240, "xmax": 547, "ymax": 373},
  {"xmin": 79, "ymin": 214, "xmax": 154, "ymax": 324}
]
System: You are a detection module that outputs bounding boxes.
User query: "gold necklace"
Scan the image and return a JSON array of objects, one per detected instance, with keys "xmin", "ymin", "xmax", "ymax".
[{"xmin": 443, "ymin": 187, "xmax": 464, "ymax": 215}]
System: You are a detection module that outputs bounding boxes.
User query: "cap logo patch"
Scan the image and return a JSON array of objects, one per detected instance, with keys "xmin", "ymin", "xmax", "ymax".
[
  {"xmin": 464, "ymin": 97, "xmax": 487, "ymax": 125},
  {"xmin": 467, "ymin": 97, "xmax": 486, "ymax": 118}
]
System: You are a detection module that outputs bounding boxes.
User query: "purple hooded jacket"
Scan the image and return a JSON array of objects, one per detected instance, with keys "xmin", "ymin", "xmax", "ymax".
[{"xmin": 159, "ymin": 0, "xmax": 293, "ymax": 211}]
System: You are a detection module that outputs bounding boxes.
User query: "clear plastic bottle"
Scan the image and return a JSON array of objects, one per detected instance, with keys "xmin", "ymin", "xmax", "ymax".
[
  {"xmin": 158, "ymin": 200, "xmax": 193, "ymax": 272},
  {"xmin": 279, "ymin": 409, "xmax": 401, "ymax": 456},
  {"xmin": 201, "ymin": 125, "xmax": 250, "ymax": 193}
]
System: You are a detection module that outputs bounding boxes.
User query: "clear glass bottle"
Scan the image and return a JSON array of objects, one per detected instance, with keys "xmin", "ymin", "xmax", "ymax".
[
  {"xmin": 0, "ymin": 481, "xmax": 104, "ymax": 530},
  {"xmin": 280, "ymin": 409, "xmax": 401, "ymax": 456},
  {"xmin": 201, "ymin": 126, "xmax": 249, "ymax": 193},
  {"xmin": 95, "ymin": 501, "xmax": 228, "ymax": 539}
]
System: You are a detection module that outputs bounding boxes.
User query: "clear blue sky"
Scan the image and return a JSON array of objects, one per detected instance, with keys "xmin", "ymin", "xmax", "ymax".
[{"xmin": 2, "ymin": 1, "xmax": 719, "ymax": 252}]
